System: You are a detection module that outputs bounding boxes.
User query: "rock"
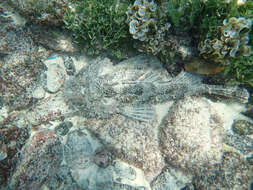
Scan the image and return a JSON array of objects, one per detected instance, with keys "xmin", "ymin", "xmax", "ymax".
[
  {"xmin": 224, "ymin": 132, "xmax": 253, "ymax": 154},
  {"xmin": 0, "ymin": 2, "xmax": 26, "ymax": 27},
  {"xmin": 84, "ymin": 115, "xmax": 166, "ymax": 181},
  {"xmin": 0, "ymin": 125, "xmax": 30, "ymax": 185},
  {"xmin": 0, "ymin": 8, "xmax": 49, "ymax": 110},
  {"xmin": 30, "ymin": 25, "xmax": 78, "ymax": 53},
  {"xmin": 64, "ymin": 129, "xmax": 151, "ymax": 190},
  {"xmin": 45, "ymin": 166, "xmax": 81, "ymax": 190},
  {"xmin": 151, "ymin": 167, "xmax": 193, "ymax": 190},
  {"xmin": 32, "ymin": 86, "xmax": 46, "ymax": 99},
  {"xmin": 26, "ymin": 94, "xmax": 70, "ymax": 126},
  {"xmin": 8, "ymin": 130, "xmax": 63, "ymax": 190},
  {"xmin": 232, "ymin": 120, "xmax": 253, "ymax": 136},
  {"xmin": 54, "ymin": 121, "xmax": 73, "ymax": 136},
  {"xmin": 194, "ymin": 151, "xmax": 252, "ymax": 190},
  {"xmin": 7, "ymin": 0, "xmax": 71, "ymax": 26},
  {"xmin": 160, "ymin": 96, "xmax": 224, "ymax": 173},
  {"xmin": 44, "ymin": 56, "xmax": 67, "ymax": 93}
]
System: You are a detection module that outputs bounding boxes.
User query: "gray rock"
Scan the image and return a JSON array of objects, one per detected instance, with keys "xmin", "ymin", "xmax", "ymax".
[
  {"xmin": 151, "ymin": 167, "xmax": 193, "ymax": 190},
  {"xmin": 64, "ymin": 129, "xmax": 151, "ymax": 190}
]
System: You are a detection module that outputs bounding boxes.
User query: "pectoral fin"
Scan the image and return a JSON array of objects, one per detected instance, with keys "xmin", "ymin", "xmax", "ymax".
[{"xmin": 119, "ymin": 104, "xmax": 156, "ymax": 122}]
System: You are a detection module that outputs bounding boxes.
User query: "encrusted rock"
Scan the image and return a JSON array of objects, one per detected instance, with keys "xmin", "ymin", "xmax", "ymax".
[
  {"xmin": 26, "ymin": 94, "xmax": 70, "ymax": 126},
  {"xmin": 160, "ymin": 96, "xmax": 224, "ymax": 173},
  {"xmin": 8, "ymin": 130, "xmax": 63, "ymax": 190},
  {"xmin": 84, "ymin": 115, "xmax": 165, "ymax": 181},
  {"xmin": 7, "ymin": 0, "xmax": 71, "ymax": 26},
  {"xmin": 0, "ymin": 125, "xmax": 30, "ymax": 185},
  {"xmin": 0, "ymin": 9, "xmax": 49, "ymax": 110}
]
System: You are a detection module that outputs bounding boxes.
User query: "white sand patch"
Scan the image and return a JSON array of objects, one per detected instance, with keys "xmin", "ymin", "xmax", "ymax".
[{"xmin": 210, "ymin": 100, "xmax": 253, "ymax": 131}]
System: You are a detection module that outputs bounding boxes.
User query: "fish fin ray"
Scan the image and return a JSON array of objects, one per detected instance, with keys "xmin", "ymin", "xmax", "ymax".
[{"xmin": 120, "ymin": 104, "xmax": 155, "ymax": 122}]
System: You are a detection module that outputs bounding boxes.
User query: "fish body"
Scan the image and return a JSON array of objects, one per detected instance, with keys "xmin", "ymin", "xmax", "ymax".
[{"xmin": 63, "ymin": 55, "xmax": 249, "ymax": 122}]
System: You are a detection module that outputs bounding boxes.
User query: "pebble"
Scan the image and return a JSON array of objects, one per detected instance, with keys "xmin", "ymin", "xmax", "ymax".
[
  {"xmin": 32, "ymin": 86, "xmax": 46, "ymax": 99},
  {"xmin": 44, "ymin": 56, "xmax": 66, "ymax": 93},
  {"xmin": 232, "ymin": 120, "xmax": 253, "ymax": 136}
]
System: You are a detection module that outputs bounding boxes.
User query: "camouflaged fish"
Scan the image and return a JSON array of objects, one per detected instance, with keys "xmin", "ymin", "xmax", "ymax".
[{"xmin": 63, "ymin": 55, "xmax": 249, "ymax": 122}]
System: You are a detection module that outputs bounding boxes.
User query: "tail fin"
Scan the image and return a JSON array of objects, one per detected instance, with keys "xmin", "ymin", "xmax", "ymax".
[{"xmin": 204, "ymin": 85, "xmax": 249, "ymax": 103}]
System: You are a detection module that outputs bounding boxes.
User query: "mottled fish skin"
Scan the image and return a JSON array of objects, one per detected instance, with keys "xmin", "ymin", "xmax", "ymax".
[{"xmin": 63, "ymin": 55, "xmax": 249, "ymax": 121}]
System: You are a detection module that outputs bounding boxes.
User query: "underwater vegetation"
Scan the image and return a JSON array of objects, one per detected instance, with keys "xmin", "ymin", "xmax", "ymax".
[
  {"xmin": 61, "ymin": 0, "xmax": 253, "ymax": 86},
  {"xmin": 63, "ymin": 0, "xmax": 133, "ymax": 57}
]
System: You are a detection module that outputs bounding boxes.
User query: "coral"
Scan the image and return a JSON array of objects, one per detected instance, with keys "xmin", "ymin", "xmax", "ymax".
[
  {"xmin": 126, "ymin": 0, "xmax": 171, "ymax": 55},
  {"xmin": 198, "ymin": 17, "xmax": 252, "ymax": 63}
]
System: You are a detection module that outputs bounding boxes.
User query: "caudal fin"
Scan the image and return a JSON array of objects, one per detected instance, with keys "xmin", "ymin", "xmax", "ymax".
[{"xmin": 204, "ymin": 85, "xmax": 249, "ymax": 103}]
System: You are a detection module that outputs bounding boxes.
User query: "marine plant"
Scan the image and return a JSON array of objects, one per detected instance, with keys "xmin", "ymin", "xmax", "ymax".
[{"xmin": 63, "ymin": 0, "xmax": 133, "ymax": 57}]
